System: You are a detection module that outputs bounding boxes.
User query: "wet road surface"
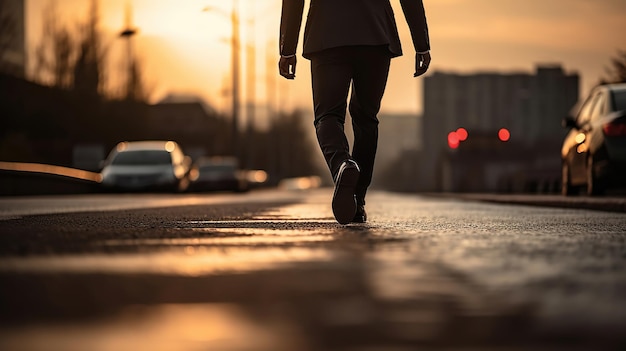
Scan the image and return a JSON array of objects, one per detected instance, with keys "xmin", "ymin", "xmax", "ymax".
[{"xmin": 0, "ymin": 189, "xmax": 625, "ymax": 350}]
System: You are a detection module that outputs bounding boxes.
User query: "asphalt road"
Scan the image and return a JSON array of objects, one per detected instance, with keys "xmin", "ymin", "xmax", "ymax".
[{"xmin": 0, "ymin": 189, "xmax": 625, "ymax": 351}]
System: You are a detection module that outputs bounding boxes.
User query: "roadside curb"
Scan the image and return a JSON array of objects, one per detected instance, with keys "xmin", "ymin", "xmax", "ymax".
[{"xmin": 425, "ymin": 193, "xmax": 626, "ymax": 213}]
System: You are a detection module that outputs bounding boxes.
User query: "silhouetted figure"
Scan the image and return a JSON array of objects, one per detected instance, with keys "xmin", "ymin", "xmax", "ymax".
[{"xmin": 279, "ymin": 0, "xmax": 431, "ymax": 224}]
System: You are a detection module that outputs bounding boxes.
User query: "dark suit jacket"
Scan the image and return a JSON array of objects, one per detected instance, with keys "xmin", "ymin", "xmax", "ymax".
[{"xmin": 280, "ymin": 0, "xmax": 430, "ymax": 59}]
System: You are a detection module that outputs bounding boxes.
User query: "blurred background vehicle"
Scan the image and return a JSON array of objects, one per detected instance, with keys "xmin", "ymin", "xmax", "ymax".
[
  {"xmin": 278, "ymin": 176, "xmax": 322, "ymax": 191},
  {"xmin": 188, "ymin": 156, "xmax": 249, "ymax": 193},
  {"xmin": 562, "ymin": 83, "xmax": 626, "ymax": 195},
  {"xmin": 100, "ymin": 141, "xmax": 192, "ymax": 192}
]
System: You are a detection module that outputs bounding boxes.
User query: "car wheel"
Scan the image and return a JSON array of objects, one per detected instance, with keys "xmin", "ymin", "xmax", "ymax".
[
  {"xmin": 586, "ymin": 156, "xmax": 605, "ymax": 196},
  {"xmin": 561, "ymin": 161, "xmax": 577, "ymax": 196}
]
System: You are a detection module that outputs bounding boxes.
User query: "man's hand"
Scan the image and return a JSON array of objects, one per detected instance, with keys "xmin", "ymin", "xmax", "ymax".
[
  {"xmin": 279, "ymin": 56, "xmax": 297, "ymax": 80},
  {"xmin": 414, "ymin": 52, "xmax": 431, "ymax": 77}
]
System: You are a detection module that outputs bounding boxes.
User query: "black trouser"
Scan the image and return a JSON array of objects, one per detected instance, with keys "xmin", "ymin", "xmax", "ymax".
[{"xmin": 310, "ymin": 45, "xmax": 391, "ymax": 206}]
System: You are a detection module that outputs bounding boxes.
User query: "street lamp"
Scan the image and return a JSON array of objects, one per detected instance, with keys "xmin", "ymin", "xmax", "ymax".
[{"xmin": 119, "ymin": 0, "xmax": 138, "ymax": 100}]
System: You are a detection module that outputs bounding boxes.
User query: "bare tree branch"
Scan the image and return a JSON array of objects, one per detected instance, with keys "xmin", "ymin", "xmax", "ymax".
[{"xmin": 603, "ymin": 49, "xmax": 626, "ymax": 84}]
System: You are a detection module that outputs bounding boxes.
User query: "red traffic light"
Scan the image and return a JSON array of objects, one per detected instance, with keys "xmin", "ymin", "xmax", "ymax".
[
  {"xmin": 456, "ymin": 127, "xmax": 468, "ymax": 141},
  {"xmin": 448, "ymin": 131, "xmax": 460, "ymax": 149},
  {"xmin": 498, "ymin": 128, "xmax": 510, "ymax": 142}
]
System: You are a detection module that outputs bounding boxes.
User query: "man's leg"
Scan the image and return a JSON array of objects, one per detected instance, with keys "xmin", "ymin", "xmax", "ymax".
[
  {"xmin": 310, "ymin": 47, "xmax": 355, "ymax": 180},
  {"xmin": 349, "ymin": 46, "xmax": 391, "ymax": 206}
]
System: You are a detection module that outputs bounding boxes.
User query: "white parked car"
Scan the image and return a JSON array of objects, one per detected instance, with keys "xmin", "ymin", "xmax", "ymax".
[{"xmin": 100, "ymin": 141, "xmax": 191, "ymax": 192}]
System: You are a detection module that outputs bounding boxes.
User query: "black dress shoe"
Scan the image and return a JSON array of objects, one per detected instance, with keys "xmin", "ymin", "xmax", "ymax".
[
  {"xmin": 352, "ymin": 205, "xmax": 367, "ymax": 223},
  {"xmin": 332, "ymin": 160, "xmax": 360, "ymax": 224}
]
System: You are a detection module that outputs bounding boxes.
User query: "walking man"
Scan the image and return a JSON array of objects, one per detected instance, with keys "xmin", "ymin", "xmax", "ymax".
[{"xmin": 279, "ymin": 0, "xmax": 431, "ymax": 224}]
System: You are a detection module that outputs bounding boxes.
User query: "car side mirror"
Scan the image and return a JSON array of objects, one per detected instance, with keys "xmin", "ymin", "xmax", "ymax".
[{"xmin": 562, "ymin": 116, "xmax": 578, "ymax": 129}]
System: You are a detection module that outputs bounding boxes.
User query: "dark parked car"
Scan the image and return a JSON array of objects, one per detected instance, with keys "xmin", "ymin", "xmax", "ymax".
[
  {"xmin": 562, "ymin": 83, "xmax": 626, "ymax": 195},
  {"xmin": 188, "ymin": 156, "xmax": 248, "ymax": 192},
  {"xmin": 100, "ymin": 141, "xmax": 192, "ymax": 192}
]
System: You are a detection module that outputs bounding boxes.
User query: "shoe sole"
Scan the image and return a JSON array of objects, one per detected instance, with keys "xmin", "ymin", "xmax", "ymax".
[
  {"xmin": 332, "ymin": 166, "xmax": 359, "ymax": 224},
  {"xmin": 351, "ymin": 215, "xmax": 366, "ymax": 223}
]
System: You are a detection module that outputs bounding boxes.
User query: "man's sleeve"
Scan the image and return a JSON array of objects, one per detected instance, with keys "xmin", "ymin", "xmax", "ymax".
[
  {"xmin": 279, "ymin": 0, "xmax": 305, "ymax": 56},
  {"xmin": 399, "ymin": 0, "xmax": 430, "ymax": 53}
]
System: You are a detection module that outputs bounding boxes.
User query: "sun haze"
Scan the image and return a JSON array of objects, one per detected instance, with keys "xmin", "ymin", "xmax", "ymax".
[{"xmin": 25, "ymin": 0, "xmax": 626, "ymax": 115}]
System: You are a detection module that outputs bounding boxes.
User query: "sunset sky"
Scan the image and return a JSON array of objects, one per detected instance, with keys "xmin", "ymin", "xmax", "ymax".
[{"xmin": 25, "ymin": 0, "xmax": 626, "ymax": 118}]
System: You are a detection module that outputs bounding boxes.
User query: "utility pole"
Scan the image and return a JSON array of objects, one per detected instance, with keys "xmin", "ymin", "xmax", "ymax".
[
  {"xmin": 245, "ymin": 12, "xmax": 256, "ymax": 169},
  {"xmin": 266, "ymin": 39, "xmax": 279, "ymax": 180},
  {"xmin": 230, "ymin": 0, "xmax": 241, "ymax": 159},
  {"xmin": 202, "ymin": 1, "xmax": 242, "ymax": 159}
]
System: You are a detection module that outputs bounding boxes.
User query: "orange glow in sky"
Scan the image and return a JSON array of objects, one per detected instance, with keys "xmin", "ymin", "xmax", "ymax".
[{"xmin": 25, "ymin": 0, "xmax": 626, "ymax": 116}]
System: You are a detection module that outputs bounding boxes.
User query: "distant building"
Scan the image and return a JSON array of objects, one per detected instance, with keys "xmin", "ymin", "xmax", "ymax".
[
  {"xmin": 148, "ymin": 101, "xmax": 230, "ymax": 160},
  {"xmin": 378, "ymin": 113, "xmax": 421, "ymax": 154},
  {"xmin": 419, "ymin": 65, "xmax": 579, "ymax": 192},
  {"xmin": 372, "ymin": 113, "xmax": 420, "ymax": 189},
  {"xmin": 336, "ymin": 112, "xmax": 422, "ymax": 190},
  {"xmin": 0, "ymin": 0, "xmax": 26, "ymax": 78},
  {"xmin": 149, "ymin": 102, "xmax": 213, "ymax": 138}
]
